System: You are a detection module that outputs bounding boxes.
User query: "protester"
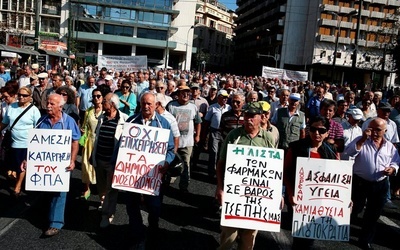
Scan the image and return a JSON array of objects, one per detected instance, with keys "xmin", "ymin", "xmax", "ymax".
[
  {"xmin": 116, "ymin": 79, "xmax": 136, "ymax": 116},
  {"xmin": 123, "ymin": 92, "xmax": 175, "ymax": 249},
  {"xmin": 77, "ymin": 75, "xmax": 97, "ymax": 124},
  {"xmin": 56, "ymin": 86, "xmax": 79, "ymax": 124},
  {"xmin": 345, "ymin": 118, "xmax": 400, "ymax": 249},
  {"xmin": 215, "ymin": 101, "xmax": 275, "ymax": 249}
]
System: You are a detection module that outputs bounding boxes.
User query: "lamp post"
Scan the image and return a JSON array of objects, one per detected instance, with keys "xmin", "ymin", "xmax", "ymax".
[
  {"xmin": 330, "ymin": 10, "xmax": 358, "ymax": 75},
  {"xmin": 352, "ymin": 0, "xmax": 363, "ymax": 87},
  {"xmin": 184, "ymin": 25, "xmax": 194, "ymax": 70},
  {"xmin": 256, "ymin": 52, "xmax": 278, "ymax": 68}
]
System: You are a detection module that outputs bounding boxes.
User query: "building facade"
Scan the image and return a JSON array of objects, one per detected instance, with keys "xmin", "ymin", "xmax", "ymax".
[
  {"xmin": 192, "ymin": 0, "xmax": 236, "ymax": 72},
  {"xmin": 234, "ymin": 0, "xmax": 399, "ymax": 87}
]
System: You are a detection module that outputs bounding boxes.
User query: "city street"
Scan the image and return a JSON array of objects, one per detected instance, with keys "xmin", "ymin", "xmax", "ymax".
[{"xmin": 0, "ymin": 152, "xmax": 400, "ymax": 249}]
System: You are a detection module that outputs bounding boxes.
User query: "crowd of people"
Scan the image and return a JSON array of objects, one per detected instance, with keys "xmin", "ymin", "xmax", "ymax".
[{"xmin": 1, "ymin": 62, "xmax": 400, "ymax": 250}]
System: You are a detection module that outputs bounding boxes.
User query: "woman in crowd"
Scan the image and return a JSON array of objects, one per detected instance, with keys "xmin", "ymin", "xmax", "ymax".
[
  {"xmin": 360, "ymin": 99, "xmax": 375, "ymax": 122},
  {"xmin": 284, "ymin": 115, "xmax": 338, "ymax": 249},
  {"xmin": 0, "ymin": 86, "xmax": 41, "ymax": 197},
  {"xmin": 80, "ymin": 85, "xmax": 110, "ymax": 200},
  {"xmin": 116, "ymin": 79, "xmax": 136, "ymax": 116},
  {"xmin": 0, "ymin": 85, "xmax": 18, "ymax": 172},
  {"xmin": 56, "ymin": 86, "xmax": 79, "ymax": 124},
  {"xmin": 64, "ymin": 76, "xmax": 77, "ymax": 95}
]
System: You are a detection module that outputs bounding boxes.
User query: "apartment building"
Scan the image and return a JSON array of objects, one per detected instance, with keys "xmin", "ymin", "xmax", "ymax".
[{"xmin": 234, "ymin": 0, "xmax": 399, "ymax": 86}]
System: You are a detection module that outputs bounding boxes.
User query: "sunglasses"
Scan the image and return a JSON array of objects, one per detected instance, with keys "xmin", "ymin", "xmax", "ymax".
[
  {"xmin": 232, "ymin": 100, "xmax": 241, "ymax": 105},
  {"xmin": 18, "ymin": 93, "xmax": 30, "ymax": 98},
  {"xmin": 122, "ymin": 86, "xmax": 130, "ymax": 89},
  {"xmin": 60, "ymin": 93, "xmax": 68, "ymax": 96},
  {"xmin": 309, "ymin": 126, "xmax": 327, "ymax": 134},
  {"xmin": 92, "ymin": 94, "xmax": 102, "ymax": 99}
]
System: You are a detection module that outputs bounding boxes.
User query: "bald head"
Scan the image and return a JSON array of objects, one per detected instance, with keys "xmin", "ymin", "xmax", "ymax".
[{"xmin": 141, "ymin": 92, "xmax": 156, "ymax": 119}]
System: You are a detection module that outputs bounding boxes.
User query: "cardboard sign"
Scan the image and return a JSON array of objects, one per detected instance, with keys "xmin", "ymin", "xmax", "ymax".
[
  {"xmin": 98, "ymin": 55, "xmax": 147, "ymax": 72},
  {"xmin": 292, "ymin": 157, "xmax": 353, "ymax": 241},
  {"xmin": 112, "ymin": 123, "xmax": 170, "ymax": 196},
  {"xmin": 221, "ymin": 144, "xmax": 284, "ymax": 232},
  {"xmin": 25, "ymin": 129, "xmax": 72, "ymax": 192}
]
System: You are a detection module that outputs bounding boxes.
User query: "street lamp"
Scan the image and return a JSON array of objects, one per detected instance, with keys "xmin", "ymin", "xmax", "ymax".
[
  {"xmin": 330, "ymin": 10, "xmax": 358, "ymax": 71},
  {"xmin": 184, "ymin": 25, "xmax": 194, "ymax": 70},
  {"xmin": 257, "ymin": 52, "xmax": 278, "ymax": 68}
]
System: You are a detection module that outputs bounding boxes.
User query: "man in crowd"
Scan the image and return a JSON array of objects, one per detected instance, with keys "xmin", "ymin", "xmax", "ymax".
[
  {"xmin": 77, "ymin": 75, "xmax": 97, "ymax": 124},
  {"xmin": 345, "ymin": 118, "xmax": 400, "ymax": 249},
  {"xmin": 31, "ymin": 93, "xmax": 80, "ymax": 237},
  {"xmin": 166, "ymin": 85, "xmax": 202, "ymax": 194},
  {"xmin": 219, "ymin": 93, "xmax": 245, "ymax": 139},
  {"xmin": 204, "ymin": 90, "xmax": 231, "ymax": 178},
  {"xmin": 124, "ymin": 92, "xmax": 175, "ymax": 249},
  {"xmin": 215, "ymin": 102, "xmax": 275, "ymax": 249},
  {"xmin": 341, "ymin": 108, "xmax": 363, "ymax": 160},
  {"xmin": 18, "ymin": 65, "xmax": 32, "ymax": 88},
  {"xmin": 270, "ymin": 89, "xmax": 289, "ymax": 119},
  {"xmin": 319, "ymin": 99, "xmax": 344, "ymax": 152},
  {"xmin": 0, "ymin": 64, "xmax": 11, "ymax": 83},
  {"xmin": 306, "ymin": 86, "xmax": 325, "ymax": 119},
  {"xmin": 272, "ymin": 93, "xmax": 306, "ymax": 151},
  {"xmin": 259, "ymin": 101, "xmax": 279, "ymax": 147},
  {"xmin": 32, "ymin": 72, "xmax": 50, "ymax": 115}
]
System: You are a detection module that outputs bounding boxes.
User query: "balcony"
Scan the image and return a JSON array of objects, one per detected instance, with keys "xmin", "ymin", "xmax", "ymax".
[
  {"xmin": 366, "ymin": 41, "xmax": 380, "ymax": 47},
  {"xmin": 368, "ymin": 25, "xmax": 380, "ymax": 32},
  {"xmin": 388, "ymin": 0, "xmax": 400, "ymax": 6},
  {"xmin": 361, "ymin": 10, "xmax": 371, "ymax": 17},
  {"xmin": 340, "ymin": 7, "xmax": 357, "ymax": 14},
  {"xmin": 322, "ymin": 4, "xmax": 340, "ymax": 12},
  {"xmin": 338, "ymin": 37, "xmax": 352, "ymax": 44},
  {"xmin": 354, "ymin": 39, "xmax": 366, "ymax": 46},
  {"xmin": 340, "ymin": 21, "xmax": 353, "ymax": 29},
  {"xmin": 42, "ymin": 7, "xmax": 61, "ymax": 16},
  {"xmin": 385, "ymin": 13, "xmax": 397, "ymax": 20},
  {"xmin": 320, "ymin": 19, "xmax": 337, "ymax": 27},
  {"xmin": 370, "ymin": 11, "xmax": 385, "ymax": 19},
  {"xmin": 371, "ymin": 0, "xmax": 387, "ymax": 4},
  {"xmin": 318, "ymin": 34, "xmax": 335, "ymax": 43},
  {"xmin": 355, "ymin": 23, "xmax": 368, "ymax": 31}
]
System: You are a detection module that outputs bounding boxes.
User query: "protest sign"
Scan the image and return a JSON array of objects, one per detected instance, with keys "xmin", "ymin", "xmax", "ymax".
[
  {"xmin": 292, "ymin": 157, "xmax": 353, "ymax": 241},
  {"xmin": 112, "ymin": 123, "xmax": 170, "ymax": 196},
  {"xmin": 25, "ymin": 129, "xmax": 72, "ymax": 192},
  {"xmin": 98, "ymin": 55, "xmax": 147, "ymax": 72},
  {"xmin": 221, "ymin": 145, "xmax": 284, "ymax": 232},
  {"xmin": 262, "ymin": 66, "xmax": 308, "ymax": 81}
]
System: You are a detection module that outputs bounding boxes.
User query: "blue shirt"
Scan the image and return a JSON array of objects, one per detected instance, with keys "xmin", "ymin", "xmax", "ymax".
[
  {"xmin": 205, "ymin": 103, "xmax": 231, "ymax": 129},
  {"xmin": 77, "ymin": 84, "xmax": 97, "ymax": 111},
  {"xmin": 344, "ymin": 136, "xmax": 400, "ymax": 182},
  {"xmin": 36, "ymin": 113, "xmax": 81, "ymax": 141},
  {"xmin": 306, "ymin": 96, "xmax": 324, "ymax": 118},
  {"xmin": 0, "ymin": 72, "xmax": 11, "ymax": 83}
]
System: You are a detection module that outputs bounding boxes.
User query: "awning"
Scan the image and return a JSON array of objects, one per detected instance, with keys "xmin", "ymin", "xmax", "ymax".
[
  {"xmin": 38, "ymin": 49, "xmax": 68, "ymax": 58},
  {"xmin": 0, "ymin": 44, "xmax": 40, "ymax": 56}
]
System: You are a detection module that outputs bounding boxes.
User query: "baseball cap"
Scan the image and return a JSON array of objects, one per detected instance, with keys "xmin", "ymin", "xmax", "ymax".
[
  {"xmin": 243, "ymin": 102, "xmax": 263, "ymax": 115},
  {"xmin": 210, "ymin": 84, "xmax": 218, "ymax": 90},
  {"xmin": 346, "ymin": 108, "xmax": 363, "ymax": 120},
  {"xmin": 289, "ymin": 93, "xmax": 301, "ymax": 101},
  {"xmin": 217, "ymin": 89, "xmax": 229, "ymax": 97},
  {"xmin": 38, "ymin": 72, "xmax": 48, "ymax": 78},
  {"xmin": 31, "ymin": 64, "xmax": 39, "ymax": 70},
  {"xmin": 177, "ymin": 85, "xmax": 191, "ymax": 91},
  {"xmin": 259, "ymin": 101, "xmax": 271, "ymax": 112},
  {"xmin": 378, "ymin": 102, "xmax": 392, "ymax": 110},
  {"xmin": 105, "ymin": 75, "xmax": 113, "ymax": 81},
  {"xmin": 30, "ymin": 75, "xmax": 38, "ymax": 81},
  {"xmin": 190, "ymin": 83, "xmax": 200, "ymax": 89}
]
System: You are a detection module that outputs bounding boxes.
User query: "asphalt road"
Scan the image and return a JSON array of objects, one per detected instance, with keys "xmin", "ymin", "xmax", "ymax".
[{"xmin": 0, "ymin": 152, "xmax": 400, "ymax": 249}]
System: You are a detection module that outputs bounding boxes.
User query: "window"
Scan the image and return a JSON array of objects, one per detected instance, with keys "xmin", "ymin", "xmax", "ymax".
[
  {"xmin": 18, "ymin": 14, "xmax": 23, "ymax": 29},
  {"xmin": 25, "ymin": 15, "xmax": 31, "ymax": 29},
  {"xmin": 137, "ymin": 28, "xmax": 167, "ymax": 40},
  {"xmin": 75, "ymin": 21, "xmax": 100, "ymax": 33},
  {"xmin": 104, "ymin": 24, "xmax": 133, "ymax": 37},
  {"xmin": 2, "ymin": 0, "xmax": 8, "ymax": 10}
]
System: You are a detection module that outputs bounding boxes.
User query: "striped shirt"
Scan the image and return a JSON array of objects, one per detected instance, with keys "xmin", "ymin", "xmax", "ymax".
[{"xmin": 95, "ymin": 112, "xmax": 119, "ymax": 161}]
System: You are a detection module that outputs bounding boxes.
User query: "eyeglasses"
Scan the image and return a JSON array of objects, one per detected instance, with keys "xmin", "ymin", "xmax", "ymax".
[
  {"xmin": 92, "ymin": 94, "xmax": 102, "ymax": 99},
  {"xmin": 309, "ymin": 126, "xmax": 327, "ymax": 134},
  {"xmin": 18, "ymin": 93, "xmax": 30, "ymax": 98},
  {"xmin": 369, "ymin": 127, "xmax": 384, "ymax": 132},
  {"xmin": 232, "ymin": 100, "xmax": 241, "ymax": 105},
  {"xmin": 60, "ymin": 93, "xmax": 68, "ymax": 96},
  {"xmin": 156, "ymin": 87, "xmax": 164, "ymax": 90}
]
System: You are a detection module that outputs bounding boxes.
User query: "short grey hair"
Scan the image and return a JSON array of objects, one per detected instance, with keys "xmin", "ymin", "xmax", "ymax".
[
  {"xmin": 155, "ymin": 93, "xmax": 168, "ymax": 108},
  {"xmin": 232, "ymin": 93, "xmax": 245, "ymax": 101},
  {"xmin": 108, "ymin": 93, "xmax": 120, "ymax": 109},
  {"xmin": 48, "ymin": 93, "xmax": 66, "ymax": 107}
]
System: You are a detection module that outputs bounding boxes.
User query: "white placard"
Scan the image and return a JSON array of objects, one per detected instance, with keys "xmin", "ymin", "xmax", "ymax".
[
  {"xmin": 98, "ymin": 55, "xmax": 147, "ymax": 72},
  {"xmin": 292, "ymin": 157, "xmax": 353, "ymax": 241},
  {"xmin": 262, "ymin": 66, "xmax": 308, "ymax": 81},
  {"xmin": 221, "ymin": 144, "xmax": 284, "ymax": 232},
  {"xmin": 112, "ymin": 123, "xmax": 170, "ymax": 196},
  {"xmin": 25, "ymin": 129, "xmax": 72, "ymax": 192}
]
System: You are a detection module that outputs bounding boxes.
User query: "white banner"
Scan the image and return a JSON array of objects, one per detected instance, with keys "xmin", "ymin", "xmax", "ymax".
[
  {"xmin": 221, "ymin": 145, "xmax": 284, "ymax": 232},
  {"xmin": 112, "ymin": 123, "xmax": 170, "ymax": 196},
  {"xmin": 98, "ymin": 55, "xmax": 147, "ymax": 72},
  {"xmin": 25, "ymin": 129, "xmax": 72, "ymax": 192},
  {"xmin": 292, "ymin": 157, "xmax": 353, "ymax": 241},
  {"xmin": 262, "ymin": 66, "xmax": 308, "ymax": 81}
]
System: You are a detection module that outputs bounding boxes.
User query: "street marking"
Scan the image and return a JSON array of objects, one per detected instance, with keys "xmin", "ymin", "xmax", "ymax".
[
  {"xmin": 379, "ymin": 215, "xmax": 400, "ymax": 234},
  {"xmin": 0, "ymin": 218, "xmax": 19, "ymax": 237}
]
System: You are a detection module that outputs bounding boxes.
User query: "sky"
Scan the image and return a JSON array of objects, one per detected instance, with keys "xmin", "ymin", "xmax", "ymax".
[{"xmin": 219, "ymin": 0, "xmax": 237, "ymax": 11}]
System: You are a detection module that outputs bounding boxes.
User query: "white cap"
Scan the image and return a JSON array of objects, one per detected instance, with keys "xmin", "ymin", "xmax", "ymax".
[
  {"xmin": 217, "ymin": 89, "xmax": 229, "ymax": 97},
  {"xmin": 289, "ymin": 93, "xmax": 301, "ymax": 101},
  {"xmin": 347, "ymin": 108, "xmax": 363, "ymax": 120},
  {"xmin": 38, "ymin": 72, "xmax": 48, "ymax": 78},
  {"xmin": 105, "ymin": 75, "xmax": 113, "ymax": 80}
]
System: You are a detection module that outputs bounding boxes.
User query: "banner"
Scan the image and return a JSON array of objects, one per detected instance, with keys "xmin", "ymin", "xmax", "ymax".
[
  {"xmin": 98, "ymin": 55, "xmax": 147, "ymax": 72},
  {"xmin": 25, "ymin": 129, "xmax": 72, "ymax": 192},
  {"xmin": 221, "ymin": 145, "xmax": 284, "ymax": 232},
  {"xmin": 262, "ymin": 66, "xmax": 308, "ymax": 81},
  {"xmin": 292, "ymin": 157, "xmax": 353, "ymax": 241},
  {"xmin": 112, "ymin": 123, "xmax": 170, "ymax": 196}
]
